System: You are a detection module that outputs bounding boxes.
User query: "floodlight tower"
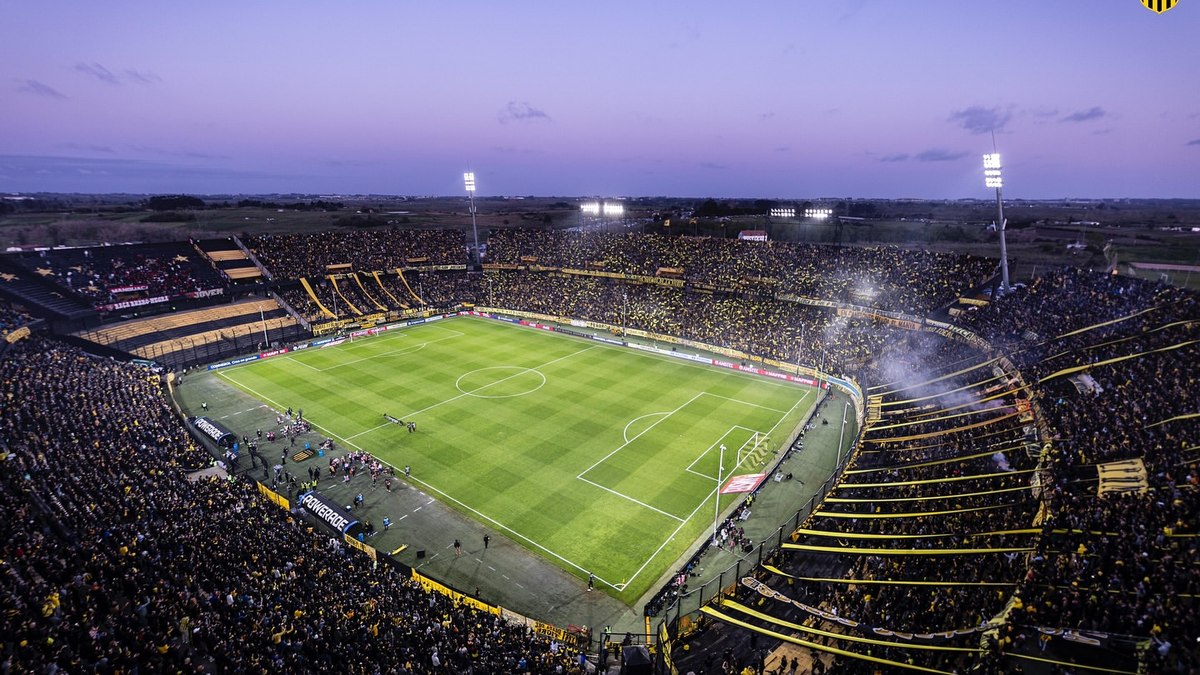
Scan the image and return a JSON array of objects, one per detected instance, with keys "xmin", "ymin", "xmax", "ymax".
[
  {"xmin": 983, "ymin": 153, "xmax": 1010, "ymax": 294},
  {"xmin": 464, "ymin": 171, "xmax": 480, "ymax": 265}
]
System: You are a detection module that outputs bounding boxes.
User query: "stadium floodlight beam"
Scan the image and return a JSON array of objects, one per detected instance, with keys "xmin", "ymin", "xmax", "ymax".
[
  {"xmin": 982, "ymin": 153, "xmax": 1010, "ymax": 293},
  {"xmin": 464, "ymin": 171, "xmax": 480, "ymax": 265}
]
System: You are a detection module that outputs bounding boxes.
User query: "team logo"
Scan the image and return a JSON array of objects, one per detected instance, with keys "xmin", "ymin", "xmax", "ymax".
[{"xmin": 1140, "ymin": 0, "xmax": 1178, "ymax": 13}]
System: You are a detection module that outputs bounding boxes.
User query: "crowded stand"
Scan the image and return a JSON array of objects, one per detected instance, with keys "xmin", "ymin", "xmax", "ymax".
[
  {"xmin": 2, "ymin": 222, "xmax": 1198, "ymax": 673},
  {"xmin": 487, "ymin": 229, "xmax": 995, "ymax": 314},
  {"xmin": 9, "ymin": 242, "xmax": 226, "ymax": 310},
  {"xmin": 0, "ymin": 298, "xmax": 36, "ymax": 338},
  {"xmin": 245, "ymin": 228, "xmax": 466, "ymax": 280},
  {"xmin": 0, "ymin": 336, "xmax": 589, "ymax": 674}
]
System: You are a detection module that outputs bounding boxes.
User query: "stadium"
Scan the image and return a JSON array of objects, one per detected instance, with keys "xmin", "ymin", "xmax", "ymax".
[{"xmin": 1, "ymin": 218, "xmax": 1195, "ymax": 675}]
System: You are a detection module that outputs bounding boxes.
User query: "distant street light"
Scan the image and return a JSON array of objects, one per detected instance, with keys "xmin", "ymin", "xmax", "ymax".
[{"xmin": 983, "ymin": 153, "xmax": 1010, "ymax": 293}]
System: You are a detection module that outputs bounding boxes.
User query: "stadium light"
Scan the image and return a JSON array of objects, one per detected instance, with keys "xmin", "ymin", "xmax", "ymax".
[
  {"xmin": 769, "ymin": 207, "xmax": 796, "ymax": 218},
  {"xmin": 982, "ymin": 153, "xmax": 1010, "ymax": 293},
  {"xmin": 804, "ymin": 208, "xmax": 833, "ymax": 220},
  {"xmin": 580, "ymin": 202, "xmax": 601, "ymax": 215},
  {"xmin": 464, "ymin": 171, "xmax": 480, "ymax": 265},
  {"xmin": 602, "ymin": 201, "xmax": 624, "ymax": 217}
]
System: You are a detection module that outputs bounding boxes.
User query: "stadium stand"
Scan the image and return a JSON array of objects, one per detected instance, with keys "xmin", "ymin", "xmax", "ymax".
[
  {"xmin": 1, "ymin": 226, "xmax": 1197, "ymax": 673},
  {"xmin": 7, "ymin": 242, "xmax": 226, "ymax": 312},
  {"xmin": 193, "ymin": 237, "xmax": 266, "ymax": 283},
  {"xmin": 243, "ymin": 228, "xmax": 466, "ymax": 280},
  {"xmin": 0, "ymin": 336, "xmax": 590, "ymax": 674},
  {"xmin": 75, "ymin": 298, "xmax": 303, "ymax": 370}
]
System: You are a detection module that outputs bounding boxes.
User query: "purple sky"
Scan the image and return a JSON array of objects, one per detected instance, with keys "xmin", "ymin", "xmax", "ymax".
[{"xmin": 3, "ymin": 1, "xmax": 1198, "ymax": 198}]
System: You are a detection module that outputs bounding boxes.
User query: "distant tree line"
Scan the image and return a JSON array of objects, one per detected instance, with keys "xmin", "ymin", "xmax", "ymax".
[
  {"xmin": 235, "ymin": 199, "xmax": 344, "ymax": 211},
  {"xmin": 139, "ymin": 195, "xmax": 346, "ymax": 212}
]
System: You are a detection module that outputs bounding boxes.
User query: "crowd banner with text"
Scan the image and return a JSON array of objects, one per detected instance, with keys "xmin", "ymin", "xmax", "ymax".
[
  {"xmin": 257, "ymin": 482, "xmax": 290, "ymax": 511},
  {"xmin": 410, "ymin": 570, "xmax": 499, "ymax": 616}
]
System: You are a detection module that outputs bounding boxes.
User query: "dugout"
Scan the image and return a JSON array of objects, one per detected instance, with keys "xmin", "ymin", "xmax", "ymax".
[
  {"xmin": 190, "ymin": 415, "xmax": 238, "ymax": 448},
  {"xmin": 297, "ymin": 490, "xmax": 363, "ymax": 540}
]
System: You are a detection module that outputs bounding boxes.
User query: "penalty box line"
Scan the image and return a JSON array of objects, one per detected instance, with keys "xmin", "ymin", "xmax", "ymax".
[
  {"xmin": 215, "ymin": 369, "xmax": 620, "ymax": 591},
  {"xmin": 683, "ymin": 425, "xmax": 770, "ymax": 481},
  {"xmin": 618, "ymin": 388, "xmax": 814, "ymax": 591},
  {"xmin": 575, "ymin": 390, "xmax": 790, "ymax": 520}
]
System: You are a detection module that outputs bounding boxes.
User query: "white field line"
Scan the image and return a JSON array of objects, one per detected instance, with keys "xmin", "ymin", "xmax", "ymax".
[
  {"xmin": 623, "ymin": 412, "xmax": 669, "ymax": 443},
  {"xmin": 577, "ymin": 391, "xmax": 705, "ymax": 478},
  {"xmin": 283, "ymin": 355, "xmax": 322, "ymax": 372},
  {"xmin": 684, "ymin": 425, "xmax": 763, "ymax": 479},
  {"xmin": 618, "ymin": 388, "xmax": 813, "ymax": 591},
  {"xmin": 217, "ymin": 368, "xmax": 621, "ymax": 590},
  {"xmin": 346, "ymin": 344, "xmax": 598, "ymax": 442},
  {"xmin": 314, "ymin": 337, "xmax": 440, "ymax": 371},
  {"xmin": 577, "ymin": 476, "xmax": 685, "ymax": 522},
  {"xmin": 700, "ymin": 393, "xmax": 792, "ymax": 415}
]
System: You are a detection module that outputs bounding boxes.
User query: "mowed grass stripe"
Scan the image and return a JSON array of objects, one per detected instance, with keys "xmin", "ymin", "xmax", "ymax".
[{"xmin": 219, "ymin": 317, "xmax": 814, "ymax": 600}]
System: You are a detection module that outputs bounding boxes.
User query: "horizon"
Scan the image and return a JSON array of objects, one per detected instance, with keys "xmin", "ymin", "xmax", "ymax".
[{"xmin": 3, "ymin": 2, "xmax": 1198, "ymax": 199}]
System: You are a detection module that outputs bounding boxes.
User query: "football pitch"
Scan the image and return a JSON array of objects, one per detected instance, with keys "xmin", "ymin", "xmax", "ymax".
[{"xmin": 214, "ymin": 316, "xmax": 817, "ymax": 603}]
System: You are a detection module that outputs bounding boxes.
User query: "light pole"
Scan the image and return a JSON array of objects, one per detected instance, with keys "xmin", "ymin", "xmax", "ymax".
[
  {"xmin": 983, "ymin": 153, "xmax": 1010, "ymax": 294},
  {"xmin": 260, "ymin": 306, "xmax": 269, "ymax": 348},
  {"xmin": 713, "ymin": 444, "xmax": 726, "ymax": 547},
  {"xmin": 621, "ymin": 290, "xmax": 627, "ymax": 337},
  {"xmin": 464, "ymin": 172, "xmax": 480, "ymax": 266}
]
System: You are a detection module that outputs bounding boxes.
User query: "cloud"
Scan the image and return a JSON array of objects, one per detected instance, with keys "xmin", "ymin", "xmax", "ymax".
[
  {"xmin": 497, "ymin": 101, "xmax": 551, "ymax": 124},
  {"xmin": 128, "ymin": 144, "xmax": 228, "ymax": 160},
  {"xmin": 759, "ymin": 112, "xmax": 775, "ymax": 121},
  {"xmin": 914, "ymin": 148, "xmax": 969, "ymax": 162},
  {"xmin": 880, "ymin": 153, "xmax": 909, "ymax": 162},
  {"xmin": 76, "ymin": 62, "xmax": 120, "ymax": 85},
  {"xmin": 699, "ymin": 161, "xmax": 728, "ymax": 170},
  {"xmin": 1187, "ymin": 139, "xmax": 1200, "ymax": 146},
  {"xmin": 948, "ymin": 105, "xmax": 1012, "ymax": 134},
  {"xmin": 1061, "ymin": 106, "xmax": 1106, "ymax": 123},
  {"xmin": 773, "ymin": 146, "xmax": 790, "ymax": 153},
  {"xmin": 124, "ymin": 69, "xmax": 161, "ymax": 85},
  {"xmin": 16, "ymin": 79, "xmax": 67, "ymax": 99},
  {"xmin": 61, "ymin": 143, "xmax": 115, "ymax": 154}
]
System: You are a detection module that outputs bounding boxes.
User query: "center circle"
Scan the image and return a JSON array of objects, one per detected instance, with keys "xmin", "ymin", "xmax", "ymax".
[{"xmin": 455, "ymin": 366, "xmax": 547, "ymax": 399}]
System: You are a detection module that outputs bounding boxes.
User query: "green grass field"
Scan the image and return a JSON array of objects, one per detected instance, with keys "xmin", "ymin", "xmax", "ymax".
[{"xmin": 213, "ymin": 316, "xmax": 816, "ymax": 603}]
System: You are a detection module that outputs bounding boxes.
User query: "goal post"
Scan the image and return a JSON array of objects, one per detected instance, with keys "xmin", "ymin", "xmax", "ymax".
[{"xmin": 736, "ymin": 431, "xmax": 770, "ymax": 468}]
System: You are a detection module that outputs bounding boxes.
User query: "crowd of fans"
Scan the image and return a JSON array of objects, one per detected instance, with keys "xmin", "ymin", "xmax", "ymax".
[
  {"xmin": 10, "ymin": 242, "xmax": 226, "ymax": 308},
  {"xmin": 0, "ymin": 337, "xmax": 590, "ymax": 673},
  {"xmin": 962, "ymin": 270, "xmax": 1200, "ymax": 673},
  {"xmin": 3, "ymin": 223, "xmax": 1197, "ymax": 673},
  {"xmin": 0, "ymin": 298, "xmax": 35, "ymax": 339},
  {"xmin": 245, "ymin": 229, "xmax": 466, "ymax": 280},
  {"xmin": 487, "ymin": 229, "xmax": 995, "ymax": 314}
]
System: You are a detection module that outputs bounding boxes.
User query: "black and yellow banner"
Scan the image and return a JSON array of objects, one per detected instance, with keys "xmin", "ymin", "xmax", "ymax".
[
  {"xmin": 826, "ymin": 484, "xmax": 1032, "ymax": 503},
  {"xmin": 344, "ymin": 533, "xmax": 377, "ymax": 561},
  {"xmin": 782, "ymin": 542, "xmax": 1033, "ymax": 556},
  {"xmin": 257, "ymin": 482, "xmax": 290, "ymax": 510},
  {"xmin": 715, "ymin": 599, "xmax": 981, "ymax": 652},
  {"xmin": 411, "ymin": 570, "xmax": 499, "ymax": 616},
  {"xmin": 700, "ymin": 606, "xmax": 956, "ymax": 674},
  {"xmin": 813, "ymin": 502, "xmax": 1017, "ymax": 519},
  {"xmin": 762, "ymin": 564, "xmax": 1016, "ymax": 587},
  {"xmin": 836, "ymin": 468, "xmax": 1035, "ymax": 489}
]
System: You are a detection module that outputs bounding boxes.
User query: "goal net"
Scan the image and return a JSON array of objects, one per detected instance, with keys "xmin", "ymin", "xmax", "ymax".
[{"xmin": 735, "ymin": 431, "xmax": 770, "ymax": 469}]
